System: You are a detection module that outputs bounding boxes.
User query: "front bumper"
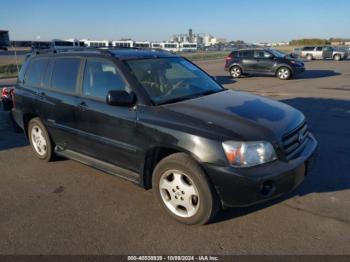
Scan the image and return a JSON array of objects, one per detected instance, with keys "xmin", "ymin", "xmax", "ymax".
[
  {"xmin": 203, "ymin": 134, "xmax": 317, "ymax": 207},
  {"xmin": 292, "ymin": 66, "xmax": 305, "ymax": 75}
]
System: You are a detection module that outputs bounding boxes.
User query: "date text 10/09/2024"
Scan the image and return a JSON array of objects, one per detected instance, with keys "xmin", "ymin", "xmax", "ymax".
[{"xmin": 127, "ymin": 256, "xmax": 219, "ymax": 261}]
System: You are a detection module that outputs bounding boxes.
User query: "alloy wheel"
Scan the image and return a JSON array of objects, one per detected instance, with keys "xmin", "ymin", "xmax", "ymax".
[
  {"xmin": 159, "ymin": 169, "xmax": 200, "ymax": 218},
  {"xmin": 31, "ymin": 125, "xmax": 48, "ymax": 156}
]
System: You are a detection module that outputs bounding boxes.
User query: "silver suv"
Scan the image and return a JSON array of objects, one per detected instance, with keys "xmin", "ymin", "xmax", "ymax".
[{"xmin": 300, "ymin": 46, "xmax": 347, "ymax": 61}]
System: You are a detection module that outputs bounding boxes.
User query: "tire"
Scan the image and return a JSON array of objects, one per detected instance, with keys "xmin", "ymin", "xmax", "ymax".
[
  {"xmin": 152, "ymin": 153, "xmax": 219, "ymax": 225},
  {"xmin": 333, "ymin": 54, "xmax": 341, "ymax": 61},
  {"xmin": 229, "ymin": 66, "xmax": 242, "ymax": 78},
  {"xmin": 306, "ymin": 54, "xmax": 313, "ymax": 61},
  {"xmin": 277, "ymin": 67, "xmax": 291, "ymax": 80},
  {"xmin": 28, "ymin": 117, "xmax": 53, "ymax": 161}
]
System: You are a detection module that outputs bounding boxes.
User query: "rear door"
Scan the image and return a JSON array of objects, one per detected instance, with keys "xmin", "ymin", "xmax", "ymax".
[
  {"xmin": 36, "ymin": 57, "xmax": 83, "ymax": 150},
  {"xmin": 239, "ymin": 50, "xmax": 256, "ymax": 71},
  {"xmin": 75, "ymin": 57, "xmax": 139, "ymax": 172},
  {"xmin": 253, "ymin": 50, "xmax": 275, "ymax": 72}
]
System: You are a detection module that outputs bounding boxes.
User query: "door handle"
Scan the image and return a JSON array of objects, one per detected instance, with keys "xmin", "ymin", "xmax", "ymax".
[
  {"xmin": 78, "ymin": 101, "xmax": 88, "ymax": 111},
  {"xmin": 37, "ymin": 91, "xmax": 46, "ymax": 99}
]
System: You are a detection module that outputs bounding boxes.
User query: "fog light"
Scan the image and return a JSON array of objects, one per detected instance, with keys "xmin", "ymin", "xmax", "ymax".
[{"xmin": 260, "ymin": 180, "xmax": 275, "ymax": 196}]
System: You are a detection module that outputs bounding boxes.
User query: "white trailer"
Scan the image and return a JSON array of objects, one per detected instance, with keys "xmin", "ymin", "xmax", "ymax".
[
  {"xmin": 179, "ymin": 42, "xmax": 197, "ymax": 52},
  {"xmin": 134, "ymin": 41, "xmax": 150, "ymax": 48},
  {"xmin": 81, "ymin": 39, "xmax": 110, "ymax": 48},
  {"xmin": 111, "ymin": 40, "xmax": 134, "ymax": 48},
  {"xmin": 160, "ymin": 42, "xmax": 179, "ymax": 52}
]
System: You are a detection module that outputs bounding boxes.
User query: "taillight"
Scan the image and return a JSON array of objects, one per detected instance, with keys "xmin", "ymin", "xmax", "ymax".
[
  {"xmin": 1, "ymin": 87, "xmax": 8, "ymax": 97},
  {"xmin": 225, "ymin": 54, "xmax": 233, "ymax": 61}
]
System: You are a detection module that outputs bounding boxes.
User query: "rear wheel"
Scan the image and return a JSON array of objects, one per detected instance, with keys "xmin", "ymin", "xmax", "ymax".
[
  {"xmin": 306, "ymin": 54, "xmax": 313, "ymax": 61},
  {"xmin": 28, "ymin": 117, "xmax": 53, "ymax": 161},
  {"xmin": 152, "ymin": 153, "xmax": 219, "ymax": 225},
  {"xmin": 229, "ymin": 66, "xmax": 242, "ymax": 78},
  {"xmin": 277, "ymin": 67, "xmax": 291, "ymax": 80},
  {"xmin": 333, "ymin": 54, "xmax": 341, "ymax": 61}
]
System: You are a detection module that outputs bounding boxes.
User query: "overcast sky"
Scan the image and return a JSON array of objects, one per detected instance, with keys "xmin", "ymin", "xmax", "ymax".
[{"xmin": 1, "ymin": 0, "xmax": 350, "ymax": 42}]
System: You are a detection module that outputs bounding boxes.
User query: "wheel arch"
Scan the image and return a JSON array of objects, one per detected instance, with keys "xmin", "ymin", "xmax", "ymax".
[
  {"xmin": 141, "ymin": 145, "xmax": 206, "ymax": 189},
  {"xmin": 229, "ymin": 63, "xmax": 244, "ymax": 74},
  {"xmin": 23, "ymin": 113, "xmax": 39, "ymax": 138}
]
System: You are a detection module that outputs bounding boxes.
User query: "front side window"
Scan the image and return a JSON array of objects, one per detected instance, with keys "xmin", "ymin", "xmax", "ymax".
[
  {"xmin": 124, "ymin": 57, "xmax": 223, "ymax": 105},
  {"xmin": 254, "ymin": 51, "xmax": 272, "ymax": 58},
  {"xmin": 51, "ymin": 58, "xmax": 81, "ymax": 93},
  {"xmin": 316, "ymin": 47, "xmax": 323, "ymax": 51},
  {"xmin": 25, "ymin": 58, "xmax": 49, "ymax": 87},
  {"xmin": 83, "ymin": 59, "xmax": 127, "ymax": 99}
]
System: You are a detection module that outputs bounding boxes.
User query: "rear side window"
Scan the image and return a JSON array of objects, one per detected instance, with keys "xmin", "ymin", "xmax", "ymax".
[
  {"xmin": 25, "ymin": 58, "xmax": 49, "ymax": 87},
  {"xmin": 303, "ymin": 47, "xmax": 315, "ymax": 51},
  {"xmin": 51, "ymin": 58, "xmax": 81, "ymax": 93},
  {"xmin": 83, "ymin": 59, "xmax": 127, "ymax": 99},
  {"xmin": 238, "ymin": 51, "xmax": 254, "ymax": 58},
  {"xmin": 316, "ymin": 47, "xmax": 323, "ymax": 51}
]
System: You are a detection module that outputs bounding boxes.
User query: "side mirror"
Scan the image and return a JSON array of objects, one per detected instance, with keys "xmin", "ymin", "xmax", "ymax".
[{"xmin": 106, "ymin": 90, "xmax": 136, "ymax": 107}]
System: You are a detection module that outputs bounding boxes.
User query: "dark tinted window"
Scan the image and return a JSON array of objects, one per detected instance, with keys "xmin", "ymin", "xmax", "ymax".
[
  {"xmin": 238, "ymin": 50, "xmax": 254, "ymax": 57},
  {"xmin": 316, "ymin": 46, "xmax": 323, "ymax": 51},
  {"xmin": 51, "ymin": 58, "xmax": 81, "ymax": 93},
  {"xmin": 303, "ymin": 46, "xmax": 315, "ymax": 51},
  {"xmin": 42, "ymin": 59, "xmax": 54, "ymax": 88},
  {"xmin": 25, "ymin": 58, "xmax": 49, "ymax": 87},
  {"xmin": 83, "ymin": 59, "xmax": 127, "ymax": 99},
  {"xmin": 254, "ymin": 50, "xmax": 271, "ymax": 58}
]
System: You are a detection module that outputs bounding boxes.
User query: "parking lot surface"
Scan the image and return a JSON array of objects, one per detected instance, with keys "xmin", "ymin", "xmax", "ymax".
[{"xmin": 0, "ymin": 59, "xmax": 350, "ymax": 254}]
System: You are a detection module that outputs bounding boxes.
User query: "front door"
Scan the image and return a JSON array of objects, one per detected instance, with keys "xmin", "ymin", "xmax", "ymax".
[
  {"xmin": 75, "ymin": 58, "xmax": 139, "ymax": 172},
  {"xmin": 253, "ymin": 50, "xmax": 275, "ymax": 72}
]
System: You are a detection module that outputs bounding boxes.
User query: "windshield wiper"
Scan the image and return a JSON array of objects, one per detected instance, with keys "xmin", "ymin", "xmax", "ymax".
[{"xmin": 157, "ymin": 89, "xmax": 223, "ymax": 105}]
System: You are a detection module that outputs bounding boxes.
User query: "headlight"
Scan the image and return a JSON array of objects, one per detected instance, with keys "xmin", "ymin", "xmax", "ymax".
[{"xmin": 222, "ymin": 141, "xmax": 277, "ymax": 167}]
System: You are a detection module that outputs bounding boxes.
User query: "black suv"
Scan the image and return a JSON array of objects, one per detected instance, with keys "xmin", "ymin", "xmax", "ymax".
[
  {"xmin": 225, "ymin": 48, "xmax": 305, "ymax": 80},
  {"xmin": 12, "ymin": 48, "xmax": 317, "ymax": 225}
]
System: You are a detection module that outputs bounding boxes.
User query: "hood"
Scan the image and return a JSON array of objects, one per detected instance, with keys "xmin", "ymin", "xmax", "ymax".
[{"xmin": 161, "ymin": 90, "xmax": 305, "ymax": 141}]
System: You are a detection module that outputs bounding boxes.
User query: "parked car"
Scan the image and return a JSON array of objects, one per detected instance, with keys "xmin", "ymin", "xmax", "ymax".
[
  {"xmin": 300, "ymin": 46, "xmax": 333, "ymax": 60},
  {"xmin": 224, "ymin": 48, "xmax": 305, "ymax": 80},
  {"xmin": 331, "ymin": 46, "xmax": 349, "ymax": 61},
  {"xmin": 12, "ymin": 48, "xmax": 317, "ymax": 225},
  {"xmin": 291, "ymin": 47, "xmax": 302, "ymax": 58},
  {"xmin": 1, "ymin": 87, "xmax": 14, "ymax": 111}
]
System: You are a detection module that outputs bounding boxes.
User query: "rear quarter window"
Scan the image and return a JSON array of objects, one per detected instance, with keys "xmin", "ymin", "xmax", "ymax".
[
  {"xmin": 24, "ymin": 58, "xmax": 49, "ymax": 87},
  {"xmin": 238, "ymin": 50, "xmax": 254, "ymax": 58},
  {"xmin": 51, "ymin": 58, "xmax": 81, "ymax": 93}
]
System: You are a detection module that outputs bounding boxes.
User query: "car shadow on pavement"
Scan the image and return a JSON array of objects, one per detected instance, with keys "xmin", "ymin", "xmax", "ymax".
[
  {"xmin": 296, "ymin": 70, "xmax": 340, "ymax": 79},
  {"xmin": 214, "ymin": 76, "xmax": 236, "ymax": 85},
  {"xmin": 0, "ymin": 110, "xmax": 28, "ymax": 151},
  {"xmin": 213, "ymin": 97, "xmax": 350, "ymax": 224}
]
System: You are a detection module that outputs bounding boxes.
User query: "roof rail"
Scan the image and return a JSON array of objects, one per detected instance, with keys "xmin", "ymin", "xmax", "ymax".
[{"xmin": 31, "ymin": 47, "xmax": 112, "ymax": 55}]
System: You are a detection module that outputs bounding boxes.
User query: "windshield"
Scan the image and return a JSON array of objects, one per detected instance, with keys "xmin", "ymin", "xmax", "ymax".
[
  {"xmin": 124, "ymin": 57, "xmax": 223, "ymax": 105},
  {"xmin": 269, "ymin": 49, "xmax": 286, "ymax": 58}
]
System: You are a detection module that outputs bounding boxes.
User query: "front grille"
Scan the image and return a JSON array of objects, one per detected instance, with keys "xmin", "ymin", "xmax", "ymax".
[{"xmin": 282, "ymin": 122, "xmax": 309, "ymax": 160}]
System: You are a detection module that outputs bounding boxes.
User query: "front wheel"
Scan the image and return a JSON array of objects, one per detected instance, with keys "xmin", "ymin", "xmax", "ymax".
[
  {"xmin": 277, "ymin": 67, "xmax": 291, "ymax": 80},
  {"xmin": 152, "ymin": 153, "xmax": 219, "ymax": 225},
  {"xmin": 28, "ymin": 117, "xmax": 54, "ymax": 161},
  {"xmin": 333, "ymin": 54, "xmax": 341, "ymax": 61}
]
